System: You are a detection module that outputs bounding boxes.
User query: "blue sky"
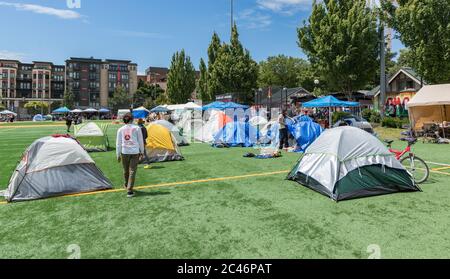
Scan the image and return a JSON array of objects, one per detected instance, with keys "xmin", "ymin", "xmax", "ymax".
[{"xmin": 0, "ymin": 0, "xmax": 403, "ymax": 74}]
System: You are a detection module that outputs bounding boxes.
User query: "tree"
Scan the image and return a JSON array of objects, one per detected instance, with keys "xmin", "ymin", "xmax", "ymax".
[
  {"xmin": 383, "ymin": 0, "xmax": 450, "ymax": 84},
  {"xmin": 207, "ymin": 32, "xmax": 222, "ymax": 68},
  {"xmin": 207, "ymin": 24, "xmax": 258, "ymax": 103},
  {"xmin": 298, "ymin": 0, "xmax": 379, "ymax": 98},
  {"xmin": 109, "ymin": 85, "xmax": 131, "ymax": 113},
  {"xmin": 50, "ymin": 101, "xmax": 62, "ymax": 112},
  {"xmin": 24, "ymin": 101, "xmax": 49, "ymax": 115},
  {"xmin": 63, "ymin": 88, "xmax": 75, "ymax": 109},
  {"xmin": 258, "ymin": 55, "xmax": 310, "ymax": 88},
  {"xmin": 134, "ymin": 83, "xmax": 164, "ymax": 107},
  {"xmin": 166, "ymin": 49, "xmax": 197, "ymax": 104},
  {"xmin": 197, "ymin": 58, "xmax": 211, "ymax": 101}
]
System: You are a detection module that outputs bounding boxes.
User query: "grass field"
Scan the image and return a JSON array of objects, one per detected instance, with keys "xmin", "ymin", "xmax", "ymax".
[{"xmin": 0, "ymin": 123, "xmax": 449, "ymax": 259}]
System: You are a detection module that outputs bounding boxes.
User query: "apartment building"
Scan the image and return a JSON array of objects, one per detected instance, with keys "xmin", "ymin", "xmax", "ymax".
[
  {"xmin": 0, "ymin": 60, "xmax": 65, "ymax": 111},
  {"xmin": 66, "ymin": 57, "xmax": 138, "ymax": 108}
]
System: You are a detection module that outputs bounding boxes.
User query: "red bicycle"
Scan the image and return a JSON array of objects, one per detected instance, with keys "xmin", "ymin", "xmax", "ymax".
[{"xmin": 385, "ymin": 138, "xmax": 429, "ymax": 184}]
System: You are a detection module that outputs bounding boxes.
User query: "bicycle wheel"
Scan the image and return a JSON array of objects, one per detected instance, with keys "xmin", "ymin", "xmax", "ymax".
[{"xmin": 401, "ymin": 155, "xmax": 430, "ymax": 184}]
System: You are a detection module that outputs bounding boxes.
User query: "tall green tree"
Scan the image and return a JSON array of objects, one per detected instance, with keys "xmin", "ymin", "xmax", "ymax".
[
  {"xmin": 207, "ymin": 32, "xmax": 222, "ymax": 68},
  {"xmin": 258, "ymin": 55, "xmax": 310, "ymax": 88},
  {"xmin": 207, "ymin": 24, "xmax": 258, "ymax": 103},
  {"xmin": 197, "ymin": 58, "xmax": 211, "ymax": 101},
  {"xmin": 109, "ymin": 85, "xmax": 131, "ymax": 113},
  {"xmin": 166, "ymin": 49, "xmax": 197, "ymax": 104},
  {"xmin": 298, "ymin": 0, "xmax": 379, "ymax": 98},
  {"xmin": 383, "ymin": 0, "xmax": 450, "ymax": 84},
  {"xmin": 134, "ymin": 83, "xmax": 164, "ymax": 107},
  {"xmin": 63, "ymin": 88, "xmax": 75, "ymax": 109}
]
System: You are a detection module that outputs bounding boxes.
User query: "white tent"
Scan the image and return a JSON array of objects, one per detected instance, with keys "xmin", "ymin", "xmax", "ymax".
[
  {"xmin": 84, "ymin": 108, "xmax": 98, "ymax": 113},
  {"xmin": 288, "ymin": 127, "xmax": 420, "ymax": 201},
  {"xmin": 407, "ymin": 84, "xmax": 450, "ymax": 130},
  {"xmin": 166, "ymin": 102, "xmax": 201, "ymax": 111},
  {"xmin": 4, "ymin": 136, "xmax": 112, "ymax": 202},
  {"xmin": 0, "ymin": 110, "xmax": 17, "ymax": 116},
  {"xmin": 71, "ymin": 109, "xmax": 83, "ymax": 113}
]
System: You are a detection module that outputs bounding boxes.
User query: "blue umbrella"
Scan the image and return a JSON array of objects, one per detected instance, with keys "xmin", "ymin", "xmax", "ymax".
[
  {"xmin": 99, "ymin": 108, "xmax": 110, "ymax": 113},
  {"xmin": 52, "ymin": 107, "xmax": 70, "ymax": 114}
]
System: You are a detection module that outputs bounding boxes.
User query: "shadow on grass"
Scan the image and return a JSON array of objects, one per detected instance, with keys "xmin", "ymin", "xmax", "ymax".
[{"xmin": 134, "ymin": 190, "xmax": 171, "ymax": 198}]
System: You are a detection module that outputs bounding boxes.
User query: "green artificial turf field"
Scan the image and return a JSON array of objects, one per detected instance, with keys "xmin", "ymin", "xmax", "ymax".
[{"xmin": 0, "ymin": 123, "xmax": 449, "ymax": 259}]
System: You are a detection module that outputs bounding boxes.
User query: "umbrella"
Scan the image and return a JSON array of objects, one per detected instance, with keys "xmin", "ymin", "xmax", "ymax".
[
  {"xmin": 70, "ymin": 109, "xmax": 83, "ymax": 113},
  {"xmin": 52, "ymin": 107, "xmax": 70, "ymax": 114},
  {"xmin": 302, "ymin": 96, "xmax": 360, "ymax": 127},
  {"xmin": 98, "ymin": 108, "xmax": 110, "ymax": 113},
  {"xmin": 150, "ymin": 106, "xmax": 169, "ymax": 113},
  {"xmin": 0, "ymin": 110, "xmax": 17, "ymax": 116}
]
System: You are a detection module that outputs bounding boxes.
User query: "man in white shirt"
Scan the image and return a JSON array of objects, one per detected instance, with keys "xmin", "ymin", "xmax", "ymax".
[{"xmin": 116, "ymin": 113, "xmax": 145, "ymax": 198}]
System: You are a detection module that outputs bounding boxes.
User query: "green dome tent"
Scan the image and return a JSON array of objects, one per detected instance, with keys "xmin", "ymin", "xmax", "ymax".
[
  {"xmin": 74, "ymin": 122, "xmax": 110, "ymax": 152},
  {"xmin": 287, "ymin": 126, "xmax": 421, "ymax": 201}
]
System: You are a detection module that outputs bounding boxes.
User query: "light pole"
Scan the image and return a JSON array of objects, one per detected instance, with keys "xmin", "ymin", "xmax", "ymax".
[{"xmin": 284, "ymin": 87, "xmax": 288, "ymax": 110}]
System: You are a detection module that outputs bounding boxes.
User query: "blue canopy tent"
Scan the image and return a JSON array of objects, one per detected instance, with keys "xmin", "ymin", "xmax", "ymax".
[
  {"xmin": 287, "ymin": 116, "xmax": 324, "ymax": 152},
  {"xmin": 52, "ymin": 107, "xmax": 70, "ymax": 114},
  {"xmin": 132, "ymin": 107, "xmax": 150, "ymax": 119},
  {"xmin": 99, "ymin": 108, "xmax": 110, "ymax": 113},
  {"xmin": 213, "ymin": 121, "xmax": 260, "ymax": 147},
  {"xmin": 150, "ymin": 106, "xmax": 169, "ymax": 113},
  {"xmin": 302, "ymin": 96, "xmax": 360, "ymax": 127}
]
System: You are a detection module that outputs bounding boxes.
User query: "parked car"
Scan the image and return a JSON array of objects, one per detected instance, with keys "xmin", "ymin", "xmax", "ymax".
[{"xmin": 333, "ymin": 115, "xmax": 375, "ymax": 135}]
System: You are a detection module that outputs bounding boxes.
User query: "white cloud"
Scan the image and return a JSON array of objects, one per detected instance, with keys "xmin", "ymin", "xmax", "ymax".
[
  {"xmin": 257, "ymin": 0, "xmax": 313, "ymax": 15},
  {"xmin": 236, "ymin": 9, "xmax": 272, "ymax": 29},
  {"xmin": 0, "ymin": 50, "xmax": 27, "ymax": 61},
  {"xmin": 0, "ymin": 1, "xmax": 82, "ymax": 19}
]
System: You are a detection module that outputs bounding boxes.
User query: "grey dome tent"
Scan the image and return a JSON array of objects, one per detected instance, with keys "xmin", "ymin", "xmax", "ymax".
[
  {"xmin": 4, "ymin": 136, "xmax": 112, "ymax": 202},
  {"xmin": 287, "ymin": 127, "xmax": 421, "ymax": 201}
]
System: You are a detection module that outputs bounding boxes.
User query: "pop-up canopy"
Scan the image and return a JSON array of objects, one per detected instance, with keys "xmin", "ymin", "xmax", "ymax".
[
  {"xmin": 302, "ymin": 96, "xmax": 359, "ymax": 126},
  {"xmin": 407, "ymin": 84, "xmax": 450, "ymax": 130}
]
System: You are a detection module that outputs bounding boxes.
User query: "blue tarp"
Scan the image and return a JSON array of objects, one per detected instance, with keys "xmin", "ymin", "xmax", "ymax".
[
  {"xmin": 52, "ymin": 107, "xmax": 70, "ymax": 114},
  {"xmin": 132, "ymin": 108, "xmax": 150, "ymax": 119},
  {"xmin": 213, "ymin": 121, "xmax": 260, "ymax": 147},
  {"xmin": 302, "ymin": 96, "xmax": 359, "ymax": 108},
  {"xmin": 287, "ymin": 116, "xmax": 324, "ymax": 152}
]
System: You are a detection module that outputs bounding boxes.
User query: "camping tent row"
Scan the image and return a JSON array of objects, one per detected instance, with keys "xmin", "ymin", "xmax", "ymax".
[
  {"xmin": 176, "ymin": 110, "xmax": 323, "ymax": 150},
  {"xmin": 407, "ymin": 84, "xmax": 450, "ymax": 131},
  {"xmin": 287, "ymin": 126, "xmax": 421, "ymax": 201},
  {"xmin": 3, "ymin": 123, "xmax": 184, "ymax": 202}
]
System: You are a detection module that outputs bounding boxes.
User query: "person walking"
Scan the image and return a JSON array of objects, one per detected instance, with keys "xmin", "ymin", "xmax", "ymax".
[
  {"xmin": 278, "ymin": 110, "xmax": 291, "ymax": 151},
  {"xmin": 116, "ymin": 113, "xmax": 145, "ymax": 198}
]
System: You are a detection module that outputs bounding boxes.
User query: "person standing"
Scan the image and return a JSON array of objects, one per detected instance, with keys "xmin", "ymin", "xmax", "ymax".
[
  {"xmin": 66, "ymin": 115, "xmax": 73, "ymax": 133},
  {"xmin": 278, "ymin": 110, "xmax": 290, "ymax": 151},
  {"xmin": 137, "ymin": 118, "xmax": 151, "ymax": 170},
  {"xmin": 116, "ymin": 113, "xmax": 145, "ymax": 198}
]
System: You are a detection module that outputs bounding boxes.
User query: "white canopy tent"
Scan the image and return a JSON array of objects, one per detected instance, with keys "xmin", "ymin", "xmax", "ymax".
[{"xmin": 407, "ymin": 84, "xmax": 450, "ymax": 130}]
